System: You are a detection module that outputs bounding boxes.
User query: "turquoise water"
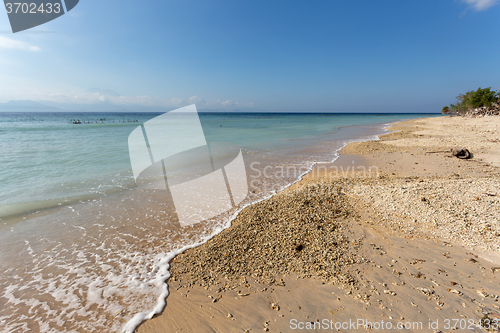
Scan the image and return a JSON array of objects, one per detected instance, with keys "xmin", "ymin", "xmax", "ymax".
[
  {"xmin": 0, "ymin": 111, "xmax": 438, "ymax": 333},
  {"xmin": 0, "ymin": 112, "xmax": 432, "ymax": 216}
]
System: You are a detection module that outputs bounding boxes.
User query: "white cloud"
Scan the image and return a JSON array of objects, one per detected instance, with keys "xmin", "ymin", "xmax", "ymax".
[
  {"xmin": 18, "ymin": 91, "xmax": 253, "ymax": 109},
  {"xmin": 212, "ymin": 99, "xmax": 254, "ymax": 108},
  {"xmin": 0, "ymin": 85, "xmax": 254, "ymax": 110},
  {"xmin": 189, "ymin": 95, "xmax": 206, "ymax": 104},
  {"xmin": 461, "ymin": 0, "xmax": 499, "ymax": 11},
  {"xmin": 0, "ymin": 36, "xmax": 41, "ymax": 52}
]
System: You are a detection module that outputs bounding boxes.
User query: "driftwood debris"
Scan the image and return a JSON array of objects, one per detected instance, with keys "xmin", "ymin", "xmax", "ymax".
[{"xmin": 450, "ymin": 147, "xmax": 471, "ymax": 159}]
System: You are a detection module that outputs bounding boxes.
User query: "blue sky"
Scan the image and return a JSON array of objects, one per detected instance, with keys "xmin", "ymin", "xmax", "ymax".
[{"xmin": 0, "ymin": 0, "xmax": 499, "ymax": 112}]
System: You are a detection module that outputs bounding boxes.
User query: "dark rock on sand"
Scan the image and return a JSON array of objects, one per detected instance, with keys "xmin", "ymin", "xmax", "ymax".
[{"xmin": 450, "ymin": 147, "xmax": 471, "ymax": 159}]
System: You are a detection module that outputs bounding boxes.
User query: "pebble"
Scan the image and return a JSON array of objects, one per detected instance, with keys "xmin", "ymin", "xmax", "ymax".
[
  {"xmin": 170, "ymin": 181, "xmax": 360, "ymax": 289},
  {"xmin": 350, "ymin": 177, "xmax": 500, "ymax": 253}
]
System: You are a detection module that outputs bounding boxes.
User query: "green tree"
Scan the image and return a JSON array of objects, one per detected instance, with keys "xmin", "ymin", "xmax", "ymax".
[
  {"xmin": 462, "ymin": 87, "xmax": 496, "ymax": 109},
  {"xmin": 446, "ymin": 87, "xmax": 498, "ymax": 115}
]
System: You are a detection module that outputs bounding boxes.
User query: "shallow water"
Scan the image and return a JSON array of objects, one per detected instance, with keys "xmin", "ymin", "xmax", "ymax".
[{"xmin": 0, "ymin": 112, "xmax": 437, "ymax": 332}]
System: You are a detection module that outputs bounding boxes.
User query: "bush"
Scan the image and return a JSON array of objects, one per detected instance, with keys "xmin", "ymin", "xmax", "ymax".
[
  {"xmin": 446, "ymin": 87, "xmax": 498, "ymax": 115},
  {"xmin": 441, "ymin": 106, "xmax": 450, "ymax": 114}
]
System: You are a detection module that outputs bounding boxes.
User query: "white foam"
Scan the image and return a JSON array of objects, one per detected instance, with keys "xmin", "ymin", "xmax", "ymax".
[
  {"xmin": 0, "ymin": 120, "xmax": 406, "ymax": 333},
  {"xmin": 120, "ymin": 150, "xmax": 345, "ymax": 332},
  {"xmin": 120, "ymin": 121, "xmax": 404, "ymax": 332}
]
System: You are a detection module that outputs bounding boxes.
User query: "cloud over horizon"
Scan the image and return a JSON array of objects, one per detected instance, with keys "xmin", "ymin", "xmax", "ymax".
[
  {"xmin": 0, "ymin": 36, "xmax": 41, "ymax": 52},
  {"xmin": 461, "ymin": 0, "xmax": 499, "ymax": 11},
  {"xmin": 0, "ymin": 88, "xmax": 254, "ymax": 110}
]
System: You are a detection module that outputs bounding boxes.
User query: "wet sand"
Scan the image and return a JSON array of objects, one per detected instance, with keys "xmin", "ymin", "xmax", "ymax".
[{"xmin": 135, "ymin": 116, "xmax": 500, "ymax": 333}]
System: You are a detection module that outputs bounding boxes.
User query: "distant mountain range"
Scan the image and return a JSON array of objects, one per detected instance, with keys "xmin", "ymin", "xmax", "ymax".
[
  {"xmin": 0, "ymin": 100, "xmax": 64, "ymax": 112},
  {"xmin": 0, "ymin": 100, "xmax": 172, "ymax": 113},
  {"xmin": 0, "ymin": 100, "xmax": 254, "ymax": 113}
]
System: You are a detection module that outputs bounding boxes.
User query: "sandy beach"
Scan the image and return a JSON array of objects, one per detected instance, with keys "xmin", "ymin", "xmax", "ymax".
[{"xmin": 135, "ymin": 115, "xmax": 500, "ymax": 333}]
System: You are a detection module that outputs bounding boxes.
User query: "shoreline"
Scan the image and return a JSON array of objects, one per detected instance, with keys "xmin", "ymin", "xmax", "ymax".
[
  {"xmin": 123, "ymin": 126, "xmax": 375, "ymax": 332},
  {"xmin": 134, "ymin": 115, "xmax": 500, "ymax": 333},
  {"xmin": 0, "ymin": 113, "xmax": 432, "ymax": 333},
  {"xmin": 125, "ymin": 118, "xmax": 405, "ymax": 331}
]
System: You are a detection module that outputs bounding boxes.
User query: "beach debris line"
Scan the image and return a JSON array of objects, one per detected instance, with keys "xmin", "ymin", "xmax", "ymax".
[{"xmin": 68, "ymin": 118, "xmax": 139, "ymax": 124}]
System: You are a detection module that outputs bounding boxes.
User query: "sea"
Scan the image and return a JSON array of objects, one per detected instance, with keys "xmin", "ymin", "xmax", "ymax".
[{"xmin": 0, "ymin": 111, "xmax": 438, "ymax": 332}]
